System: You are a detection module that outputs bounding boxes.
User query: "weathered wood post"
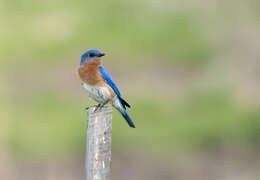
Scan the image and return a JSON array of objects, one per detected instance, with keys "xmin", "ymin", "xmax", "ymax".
[{"xmin": 86, "ymin": 107, "xmax": 112, "ymax": 180}]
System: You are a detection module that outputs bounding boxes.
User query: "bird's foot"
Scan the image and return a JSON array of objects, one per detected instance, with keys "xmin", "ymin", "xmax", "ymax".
[
  {"xmin": 96, "ymin": 100, "xmax": 110, "ymax": 112},
  {"xmin": 85, "ymin": 105, "xmax": 100, "ymax": 111},
  {"xmin": 93, "ymin": 104, "xmax": 101, "ymax": 112}
]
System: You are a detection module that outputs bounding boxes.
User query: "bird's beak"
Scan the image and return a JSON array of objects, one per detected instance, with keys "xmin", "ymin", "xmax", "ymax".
[{"xmin": 97, "ymin": 53, "xmax": 105, "ymax": 57}]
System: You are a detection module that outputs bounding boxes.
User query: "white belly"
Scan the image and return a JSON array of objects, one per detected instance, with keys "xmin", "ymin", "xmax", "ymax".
[{"xmin": 82, "ymin": 83, "xmax": 112, "ymax": 104}]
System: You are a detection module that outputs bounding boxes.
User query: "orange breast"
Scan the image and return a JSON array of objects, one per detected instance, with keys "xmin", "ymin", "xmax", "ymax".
[
  {"xmin": 78, "ymin": 60, "xmax": 116, "ymax": 97},
  {"xmin": 78, "ymin": 60, "xmax": 103, "ymax": 85}
]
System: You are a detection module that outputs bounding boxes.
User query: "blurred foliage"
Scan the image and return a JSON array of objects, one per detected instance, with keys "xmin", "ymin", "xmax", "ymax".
[
  {"xmin": 1, "ymin": 0, "xmax": 212, "ymax": 67},
  {"xmin": 3, "ymin": 90, "xmax": 260, "ymax": 157},
  {"xmin": 1, "ymin": 0, "xmax": 260, "ymax": 158}
]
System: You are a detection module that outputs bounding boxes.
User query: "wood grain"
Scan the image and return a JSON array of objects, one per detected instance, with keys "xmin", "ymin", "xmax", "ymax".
[{"xmin": 86, "ymin": 107, "xmax": 112, "ymax": 180}]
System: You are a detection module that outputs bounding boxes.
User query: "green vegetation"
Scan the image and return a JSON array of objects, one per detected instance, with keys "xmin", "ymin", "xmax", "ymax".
[
  {"xmin": 1, "ymin": 0, "xmax": 212, "ymax": 67},
  {"xmin": 1, "ymin": 0, "xmax": 260, "ymax": 158},
  {"xmin": 3, "ymin": 90, "xmax": 260, "ymax": 157}
]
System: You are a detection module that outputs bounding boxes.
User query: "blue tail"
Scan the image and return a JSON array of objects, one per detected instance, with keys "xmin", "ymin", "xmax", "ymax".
[
  {"xmin": 113, "ymin": 98, "xmax": 136, "ymax": 128},
  {"xmin": 121, "ymin": 108, "xmax": 135, "ymax": 128}
]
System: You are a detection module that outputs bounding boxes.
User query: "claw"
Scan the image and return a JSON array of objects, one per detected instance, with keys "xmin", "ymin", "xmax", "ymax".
[
  {"xmin": 93, "ymin": 104, "xmax": 101, "ymax": 112},
  {"xmin": 99, "ymin": 100, "xmax": 110, "ymax": 110}
]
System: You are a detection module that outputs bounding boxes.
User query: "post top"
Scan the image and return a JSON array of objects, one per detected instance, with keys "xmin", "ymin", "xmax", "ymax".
[{"xmin": 87, "ymin": 106, "xmax": 112, "ymax": 114}]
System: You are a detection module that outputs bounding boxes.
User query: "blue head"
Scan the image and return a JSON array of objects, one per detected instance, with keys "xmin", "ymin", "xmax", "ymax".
[{"xmin": 80, "ymin": 49, "xmax": 105, "ymax": 65}]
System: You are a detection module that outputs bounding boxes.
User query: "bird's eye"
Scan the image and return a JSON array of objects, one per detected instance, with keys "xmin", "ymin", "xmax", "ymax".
[{"xmin": 89, "ymin": 53, "xmax": 95, "ymax": 57}]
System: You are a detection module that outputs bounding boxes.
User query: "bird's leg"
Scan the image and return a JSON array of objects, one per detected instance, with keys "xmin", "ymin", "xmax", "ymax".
[
  {"xmin": 99, "ymin": 100, "xmax": 110, "ymax": 110},
  {"xmin": 93, "ymin": 103, "xmax": 101, "ymax": 112},
  {"xmin": 85, "ymin": 104, "xmax": 99, "ymax": 111}
]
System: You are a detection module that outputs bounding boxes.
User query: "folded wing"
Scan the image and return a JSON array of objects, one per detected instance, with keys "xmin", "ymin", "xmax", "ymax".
[{"xmin": 98, "ymin": 66, "xmax": 131, "ymax": 109}]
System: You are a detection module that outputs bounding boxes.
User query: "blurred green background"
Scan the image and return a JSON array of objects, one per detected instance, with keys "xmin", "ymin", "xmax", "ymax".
[{"xmin": 1, "ymin": 0, "xmax": 260, "ymax": 179}]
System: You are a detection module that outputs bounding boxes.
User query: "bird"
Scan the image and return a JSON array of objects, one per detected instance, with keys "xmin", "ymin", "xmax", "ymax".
[{"xmin": 78, "ymin": 49, "xmax": 135, "ymax": 128}]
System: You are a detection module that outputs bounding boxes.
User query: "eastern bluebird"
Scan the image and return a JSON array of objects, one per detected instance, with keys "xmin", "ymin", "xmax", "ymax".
[{"xmin": 78, "ymin": 49, "xmax": 135, "ymax": 128}]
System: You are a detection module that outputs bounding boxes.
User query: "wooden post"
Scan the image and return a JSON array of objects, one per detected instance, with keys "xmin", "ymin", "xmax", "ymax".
[{"xmin": 86, "ymin": 107, "xmax": 112, "ymax": 180}]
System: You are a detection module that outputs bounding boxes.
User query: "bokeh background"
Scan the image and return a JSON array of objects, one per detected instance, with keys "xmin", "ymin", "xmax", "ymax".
[{"xmin": 1, "ymin": 0, "xmax": 260, "ymax": 179}]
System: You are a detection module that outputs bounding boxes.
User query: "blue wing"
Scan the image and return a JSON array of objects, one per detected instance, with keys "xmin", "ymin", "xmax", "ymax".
[
  {"xmin": 99, "ymin": 66, "xmax": 135, "ymax": 128},
  {"xmin": 99, "ymin": 66, "xmax": 121, "ymax": 97},
  {"xmin": 99, "ymin": 66, "xmax": 131, "ymax": 109}
]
